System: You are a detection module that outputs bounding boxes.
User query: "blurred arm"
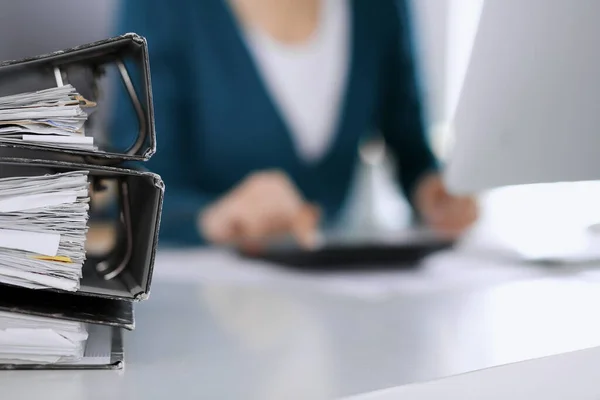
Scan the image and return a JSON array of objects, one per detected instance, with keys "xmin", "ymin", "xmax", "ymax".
[
  {"xmin": 111, "ymin": 0, "xmax": 214, "ymax": 246},
  {"xmin": 379, "ymin": 0, "xmax": 438, "ymax": 205}
]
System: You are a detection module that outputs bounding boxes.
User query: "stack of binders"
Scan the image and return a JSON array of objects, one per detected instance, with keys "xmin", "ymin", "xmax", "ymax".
[{"xmin": 0, "ymin": 34, "xmax": 163, "ymax": 369}]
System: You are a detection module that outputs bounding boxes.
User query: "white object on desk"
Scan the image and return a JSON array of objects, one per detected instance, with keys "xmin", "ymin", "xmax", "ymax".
[{"xmin": 446, "ymin": 0, "xmax": 600, "ymax": 193}]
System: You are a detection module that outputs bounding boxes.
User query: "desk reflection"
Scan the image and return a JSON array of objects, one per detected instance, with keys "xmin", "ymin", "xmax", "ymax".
[{"xmin": 2, "ymin": 269, "xmax": 600, "ymax": 399}]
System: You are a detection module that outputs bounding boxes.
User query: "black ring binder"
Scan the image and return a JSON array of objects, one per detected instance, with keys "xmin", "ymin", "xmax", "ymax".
[
  {"xmin": 0, "ymin": 34, "xmax": 156, "ymax": 163},
  {"xmin": 0, "ymin": 34, "xmax": 162, "ymax": 370}
]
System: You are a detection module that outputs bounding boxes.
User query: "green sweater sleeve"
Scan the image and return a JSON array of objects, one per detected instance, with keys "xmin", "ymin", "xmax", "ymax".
[
  {"xmin": 111, "ymin": 0, "xmax": 214, "ymax": 246},
  {"xmin": 379, "ymin": 0, "xmax": 438, "ymax": 205}
]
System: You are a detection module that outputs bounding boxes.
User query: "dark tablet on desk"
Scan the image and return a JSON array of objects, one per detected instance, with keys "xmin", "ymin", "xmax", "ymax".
[{"xmin": 240, "ymin": 229, "xmax": 455, "ymax": 271}]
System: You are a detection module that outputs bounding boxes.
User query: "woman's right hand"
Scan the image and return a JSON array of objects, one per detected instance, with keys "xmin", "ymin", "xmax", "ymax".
[{"xmin": 199, "ymin": 171, "xmax": 320, "ymax": 248}]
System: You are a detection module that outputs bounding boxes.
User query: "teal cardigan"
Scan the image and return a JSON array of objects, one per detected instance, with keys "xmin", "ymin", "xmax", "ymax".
[{"xmin": 111, "ymin": 0, "xmax": 437, "ymax": 246}]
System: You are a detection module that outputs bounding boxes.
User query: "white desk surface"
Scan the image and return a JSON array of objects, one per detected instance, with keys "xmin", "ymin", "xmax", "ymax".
[{"xmin": 2, "ymin": 247, "xmax": 600, "ymax": 400}]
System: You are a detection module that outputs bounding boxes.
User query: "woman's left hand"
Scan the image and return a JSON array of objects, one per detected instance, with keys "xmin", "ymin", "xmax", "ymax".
[{"xmin": 414, "ymin": 173, "xmax": 479, "ymax": 237}]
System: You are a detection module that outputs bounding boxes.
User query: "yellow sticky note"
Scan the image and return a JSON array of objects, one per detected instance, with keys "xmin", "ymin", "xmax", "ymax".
[{"xmin": 32, "ymin": 255, "xmax": 73, "ymax": 263}]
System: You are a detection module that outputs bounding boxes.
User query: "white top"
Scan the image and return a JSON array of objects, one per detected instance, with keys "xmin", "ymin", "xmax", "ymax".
[{"xmin": 244, "ymin": 0, "xmax": 351, "ymax": 163}]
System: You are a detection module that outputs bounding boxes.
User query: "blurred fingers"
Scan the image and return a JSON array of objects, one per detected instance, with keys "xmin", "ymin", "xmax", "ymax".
[
  {"xmin": 202, "ymin": 170, "xmax": 322, "ymax": 247},
  {"xmin": 200, "ymin": 201, "xmax": 241, "ymax": 244},
  {"xmin": 427, "ymin": 198, "xmax": 478, "ymax": 236},
  {"xmin": 291, "ymin": 204, "xmax": 321, "ymax": 249}
]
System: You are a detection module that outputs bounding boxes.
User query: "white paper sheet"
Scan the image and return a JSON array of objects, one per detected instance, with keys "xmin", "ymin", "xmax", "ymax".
[
  {"xmin": 74, "ymin": 324, "xmax": 112, "ymax": 365},
  {"xmin": 21, "ymin": 135, "xmax": 93, "ymax": 145},
  {"xmin": 0, "ymin": 312, "xmax": 88, "ymax": 364},
  {"xmin": 0, "ymin": 85, "xmax": 95, "ymax": 150},
  {"xmin": 0, "ymin": 192, "xmax": 82, "ymax": 212},
  {"xmin": 0, "ymin": 229, "xmax": 60, "ymax": 256},
  {"xmin": 0, "ymin": 172, "xmax": 89, "ymax": 291}
]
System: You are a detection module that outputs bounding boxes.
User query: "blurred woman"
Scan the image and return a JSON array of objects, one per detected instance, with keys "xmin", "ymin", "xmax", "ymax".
[{"xmin": 112, "ymin": 0, "xmax": 477, "ymax": 247}]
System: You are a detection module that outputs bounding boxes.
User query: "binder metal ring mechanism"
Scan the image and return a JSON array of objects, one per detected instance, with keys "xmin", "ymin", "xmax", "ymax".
[{"xmin": 0, "ymin": 34, "xmax": 163, "ymax": 370}]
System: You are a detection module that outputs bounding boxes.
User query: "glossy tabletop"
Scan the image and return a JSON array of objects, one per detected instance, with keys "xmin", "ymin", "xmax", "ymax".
[{"xmin": 1, "ymin": 248, "xmax": 600, "ymax": 400}]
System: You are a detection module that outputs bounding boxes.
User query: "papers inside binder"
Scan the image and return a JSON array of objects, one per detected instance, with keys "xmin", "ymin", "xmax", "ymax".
[
  {"xmin": 0, "ymin": 312, "xmax": 113, "ymax": 366},
  {"xmin": 0, "ymin": 311, "xmax": 87, "ymax": 364},
  {"xmin": 0, "ymin": 85, "xmax": 96, "ymax": 151},
  {"xmin": 0, "ymin": 171, "xmax": 89, "ymax": 291}
]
